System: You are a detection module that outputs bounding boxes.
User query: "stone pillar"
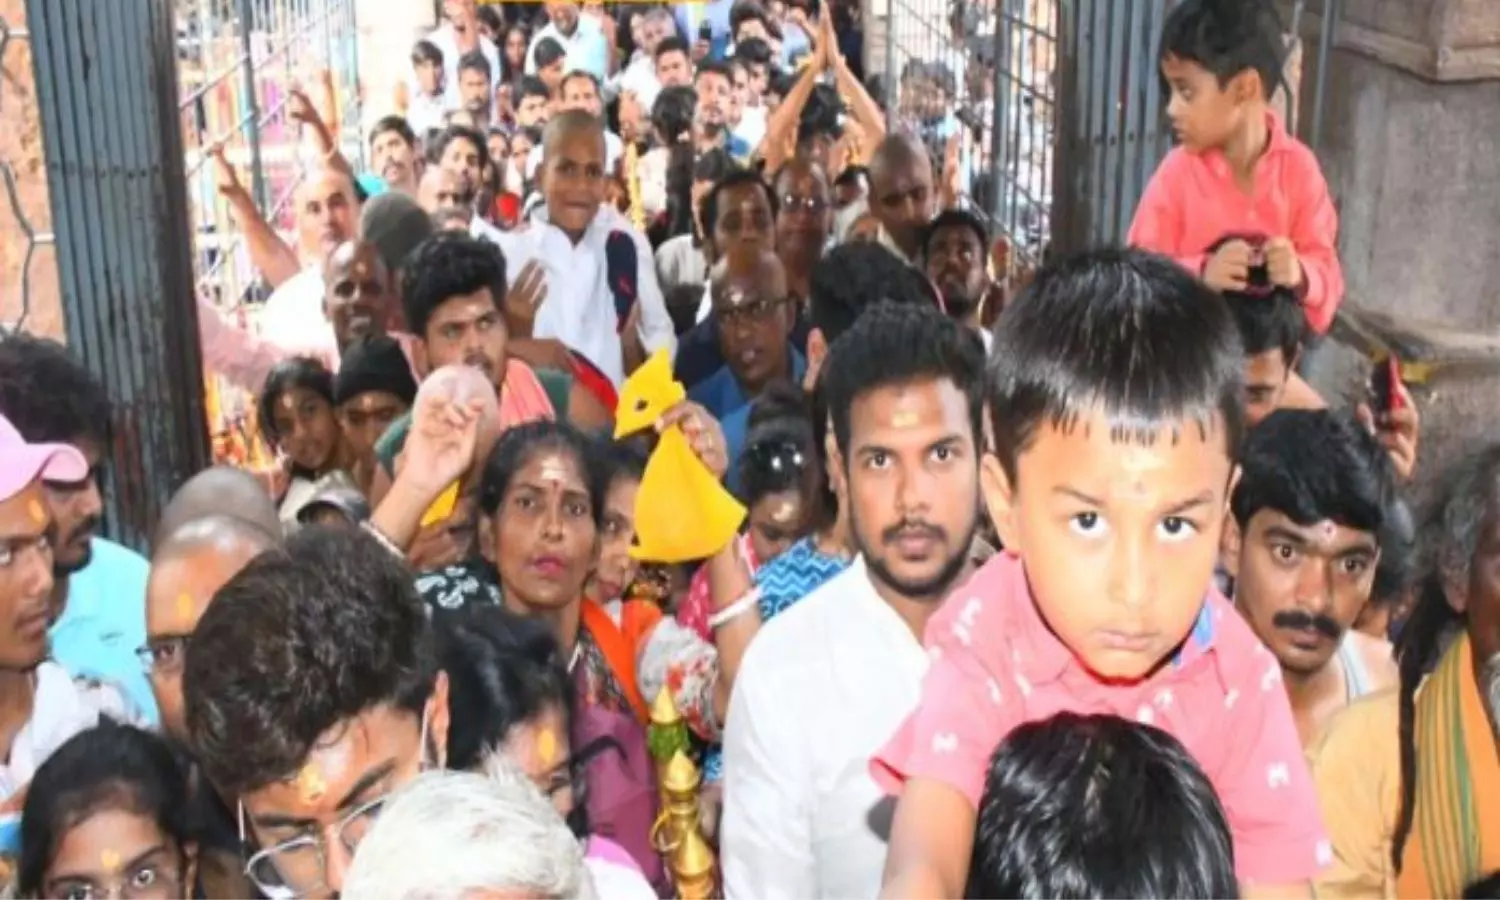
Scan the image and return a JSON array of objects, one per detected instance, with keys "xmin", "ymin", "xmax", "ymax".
[
  {"xmin": 0, "ymin": 0, "xmax": 62, "ymax": 338},
  {"xmin": 1291, "ymin": 0, "xmax": 1500, "ymax": 497}
]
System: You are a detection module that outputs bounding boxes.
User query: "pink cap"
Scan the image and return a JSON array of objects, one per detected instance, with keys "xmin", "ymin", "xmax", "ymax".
[{"xmin": 0, "ymin": 414, "xmax": 88, "ymax": 504}]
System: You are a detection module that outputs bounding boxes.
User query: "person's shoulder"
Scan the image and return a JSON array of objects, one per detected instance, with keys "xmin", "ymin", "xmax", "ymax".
[
  {"xmin": 1308, "ymin": 686, "xmax": 1399, "ymax": 767},
  {"xmin": 266, "ymin": 268, "xmax": 324, "ymax": 306},
  {"xmin": 743, "ymin": 562, "xmax": 868, "ymax": 673},
  {"xmin": 1200, "ymin": 588, "xmax": 1274, "ymax": 681},
  {"xmin": 85, "ymin": 537, "xmax": 149, "ymax": 574}
]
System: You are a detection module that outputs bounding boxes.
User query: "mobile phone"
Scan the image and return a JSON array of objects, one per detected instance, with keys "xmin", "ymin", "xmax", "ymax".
[
  {"xmin": 698, "ymin": 21, "xmax": 713, "ymax": 42},
  {"xmin": 1369, "ymin": 354, "xmax": 1404, "ymax": 414}
]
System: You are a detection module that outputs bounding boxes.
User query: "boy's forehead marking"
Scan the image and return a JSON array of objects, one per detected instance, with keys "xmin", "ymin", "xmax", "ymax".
[{"xmin": 27, "ymin": 498, "xmax": 45, "ymax": 525}]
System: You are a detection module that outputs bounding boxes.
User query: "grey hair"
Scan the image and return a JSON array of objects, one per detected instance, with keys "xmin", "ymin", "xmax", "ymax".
[
  {"xmin": 1417, "ymin": 443, "xmax": 1500, "ymax": 594},
  {"xmin": 343, "ymin": 760, "xmax": 597, "ymax": 900}
]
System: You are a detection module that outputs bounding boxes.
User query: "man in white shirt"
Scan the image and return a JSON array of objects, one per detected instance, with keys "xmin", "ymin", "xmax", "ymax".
[
  {"xmin": 493, "ymin": 111, "xmax": 675, "ymax": 386},
  {"xmin": 721, "ymin": 302, "xmax": 987, "ymax": 898},
  {"xmin": 257, "ymin": 167, "xmax": 361, "ymax": 361},
  {"xmin": 527, "ymin": 0, "xmax": 611, "ymax": 83},
  {"xmin": 418, "ymin": 0, "xmax": 502, "ymax": 109}
]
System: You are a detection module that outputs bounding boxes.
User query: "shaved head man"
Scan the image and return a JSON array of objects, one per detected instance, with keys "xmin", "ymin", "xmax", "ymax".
[
  {"xmin": 153, "ymin": 466, "xmax": 280, "ymax": 551},
  {"xmin": 296, "ymin": 168, "xmax": 361, "ymax": 260},
  {"xmin": 145, "ymin": 515, "xmax": 279, "ymax": 740},
  {"xmin": 867, "ymin": 134, "xmax": 935, "ymax": 264}
]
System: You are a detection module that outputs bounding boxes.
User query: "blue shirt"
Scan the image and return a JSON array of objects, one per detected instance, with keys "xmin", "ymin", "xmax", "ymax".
[
  {"xmin": 675, "ymin": 0, "xmax": 734, "ymax": 59},
  {"xmin": 688, "ymin": 347, "xmax": 806, "ymax": 472},
  {"xmin": 49, "ymin": 537, "xmax": 157, "ymax": 724}
]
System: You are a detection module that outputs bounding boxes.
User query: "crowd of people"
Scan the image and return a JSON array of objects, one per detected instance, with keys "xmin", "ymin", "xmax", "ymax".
[{"xmin": 4, "ymin": 0, "xmax": 1497, "ymax": 897}]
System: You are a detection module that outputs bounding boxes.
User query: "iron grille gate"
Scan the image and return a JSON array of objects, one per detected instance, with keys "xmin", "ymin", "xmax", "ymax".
[{"xmin": 5, "ymin": 0, "xmax": 361, "ymax": 549}]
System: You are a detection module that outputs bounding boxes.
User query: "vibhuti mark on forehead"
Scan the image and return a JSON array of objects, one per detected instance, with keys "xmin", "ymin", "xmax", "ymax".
[
  {"xmin": 175, "ymin": 591, "xmax": 195, "ymax": 624},
  {"xmin": 99, "ymin": 849, "xmax": 122, "ymax": 875},
  {"xmin": 889, "ymin": 391, "xmax": 925, "ymax": 430},
  {"xmin": 279, "ymin": 393, "xmax": 298, "ymax": 411},
  {"xmin": 535, "ymin": 453, "xmax": 571, "ymax": 485}
]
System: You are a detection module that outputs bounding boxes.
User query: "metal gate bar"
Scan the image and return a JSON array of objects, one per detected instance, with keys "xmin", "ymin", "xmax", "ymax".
[{"xmin": 26, "ymin": 0, "xmax": 209, "ymax": 549}]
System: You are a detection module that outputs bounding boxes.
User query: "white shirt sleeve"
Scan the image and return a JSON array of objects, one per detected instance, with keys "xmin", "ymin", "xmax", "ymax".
[
  {"xmin": 721, "ymin": 640, "xmax": 817, "ymax": 900},
  {"xmin": 630, "ymin": 226, "xmax": 677, "ymax": 359}
]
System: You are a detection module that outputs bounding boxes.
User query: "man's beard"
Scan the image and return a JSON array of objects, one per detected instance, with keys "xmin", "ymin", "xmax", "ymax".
[
  {"xmin": 53, "ymin": 519, "xmax": 99, "ymax": 576},
  {"xmin": 852, "ymin": 505, "xmax": 977, "ymax": 603},
  {"xmin": 941, "ymin": 286, "xmax": 980, "ymax": 321}
]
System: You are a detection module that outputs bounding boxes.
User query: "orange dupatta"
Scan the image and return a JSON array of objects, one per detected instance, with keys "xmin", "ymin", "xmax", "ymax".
[
  {"xmin": 1397, "ymin": 633, "xmax": 1500, "ymax": 898},
  {"xmin": 580, "ymin": 598, "xmax": 663, "ymax": 725}
]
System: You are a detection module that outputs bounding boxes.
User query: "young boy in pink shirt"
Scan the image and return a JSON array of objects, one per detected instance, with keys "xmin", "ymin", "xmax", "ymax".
[
  {"xmin": 1128, "ymin": 0, "xmax": 1343, "ymax": 335},
  {"xmin": 872, "ymin": 247, "xmax": 1329, "ymax": 898}
]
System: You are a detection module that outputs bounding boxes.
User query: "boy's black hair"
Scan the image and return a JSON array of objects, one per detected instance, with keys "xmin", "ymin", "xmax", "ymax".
[
  {"xmin": 19, "ymin": 722, "xmax": 196, "ymax": 897},
  {"xmin": 922, "ymin": 208, "xmax": 989, "ymax": 260},
  {"xmin": 729, "ymin": 0, "xmax": 772, "ymax": 38},
  {"xmin": 701, "ymin": 169, "xmax": 779, "ymax": 240},
  {"xmin": 734, "ymin": 37, "xmax": 774, "ymax": 67},
  {"xmin": 518, "ymin": 75, "xmax": 551, "ymax": 103},
  {"xmin": 655, "ymin": 35, "xmax": 690, "ymax": 61},
  {"xmin": 400, "ymin": 231, "xmax": 508, "ymax": 339},
  {"xmin": 0, "ymin": 333, "xmax": 113, "ymax": 449},
  {"xmin": 967, "ymin": 713, "xmax": 1238, "ymax": 899},
  {"xmin": 987, "ymin": 247, "xmax": 1246, "ymax": 482},
  {"xmin": 694, "ymin": 147, "xmax": 738, "ymax": 185},
  {"xmin": 411, "ymin": 39, "xmax": 443, "ymax": 68},
  {"xmin": 476, "ymin": 4, "xmax": 503, "ymax": 36},
  {"xmin": 534, "ymin": 36, "xmax": 567, "ymax": 70},
  {"xmin": 1230, "ymin": 408, "xmax": 1392, "ymax": 536},
  {"xmin": 809, "ymin": 243, "xmax": 938, "ymax": 345},
  {"xmin": 458, "ymin": 49, "xmax": 493, "ymax": 82},
  {"xmin": 821, "ymin": 301, "xmax": 986, "ymax": 459},
  {"xmin": 1159, "ymin": 0, "xmax": 1287, "ymax": 101},
  {"xmin": 433, "ymin": 124, "xmax": 492, "ymax": 173},
  {"xmin": 1222, "ymin": 286, "xmax": 1305, "ymax": 363},
  {"xmin": 695, "ymin": 59, "xmax": 733, "ymax": 84},
  {"xmin": 184, "ymin": 527, "xmax": 437, "ymax": 797},
  {"xmin": 369, "ymin": 115, "xmax": 417, "ymax": 150}
]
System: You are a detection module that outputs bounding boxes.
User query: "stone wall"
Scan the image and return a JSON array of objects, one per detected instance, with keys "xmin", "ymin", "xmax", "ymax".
[
  {"xmin": 1292, "ymin": 0, "xmax": 1500, "ymax": 496},
  {"xmin": 0, "ymin": 0, "xmax": 62, "ymax": 338}
]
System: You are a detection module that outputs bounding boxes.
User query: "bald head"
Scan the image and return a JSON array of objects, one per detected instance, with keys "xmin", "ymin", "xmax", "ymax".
[
  {"xmin": 297, "ymin": 167, "xmax": 361, "ymax": 260},
  {"xmin": 866, "ymin": 133, "xmax": 935, "ymax": 260},
  {"xmin": 147, "ymin": 514, "xmax": 278, "ymax": 742},
  {"xmin": 542, "ymin": 109, "xmax": 605, "ymax": 158},
  {"xmin": 154, "ymin": 466, "xmax": 280, "ymax": 551}
]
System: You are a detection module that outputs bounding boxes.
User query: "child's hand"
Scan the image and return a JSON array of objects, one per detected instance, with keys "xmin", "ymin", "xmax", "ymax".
[
  {"xmin": 1265, "ymin": 237, "xmax": 1303, "ymax": 288},
  {"xmin": 1202, "ymin": 239, "xmax": 1252, "ymax": 292}
]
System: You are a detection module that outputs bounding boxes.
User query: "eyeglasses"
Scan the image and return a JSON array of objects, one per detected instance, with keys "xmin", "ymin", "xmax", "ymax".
[
  {"xmin": 136, "ymin": 635, "xmax": 190, "ymax": 676},
  {"xmin": 717, "ymin": 296, "xmax": 788, "ymax": 329},
  {"xmin": 241, "ymin": 794, "xmax": 389, "ymax": 900}
]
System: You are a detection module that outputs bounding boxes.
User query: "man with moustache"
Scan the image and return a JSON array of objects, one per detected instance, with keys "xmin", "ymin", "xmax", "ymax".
[
  {"xmin": 0, "ymin": 338, "xmax": 156, "ymax": 724},
  {"xmin": 0, "ymin": 414, "xmax": 137, "ymax": 845},
  {"xmin": 923, "ymin": 209, "xmax": 995, "ymax": 345},
  {"xmin": 1222, "ymin": 408, "xmax": 1399, "ymax": 747},
  {"xmin": 721, "ymin": 302, "xmax": 986, "ymax": 897},
  {"xmin": 323, "ymin": 240, "xmax": 400, "ymax": 353},
  {"xmin": 369, "ymin": 116, "xmax": 422, "ymax": 197}
]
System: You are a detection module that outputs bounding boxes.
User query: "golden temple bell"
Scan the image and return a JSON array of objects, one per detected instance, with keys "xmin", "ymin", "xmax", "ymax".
[{"xmin": 651, "ymin": 751, "xmax": 718, "ymax": 900}]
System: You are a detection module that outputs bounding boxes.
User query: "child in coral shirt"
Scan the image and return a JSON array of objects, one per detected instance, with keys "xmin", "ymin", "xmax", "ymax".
[
  {"xmin": 1128, "ymin": 0, "xmax": 1343, "ymax": 335},
  {"xmin": 872, "ymin": 247, "xmax": 1329, "ymax": 898}
]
